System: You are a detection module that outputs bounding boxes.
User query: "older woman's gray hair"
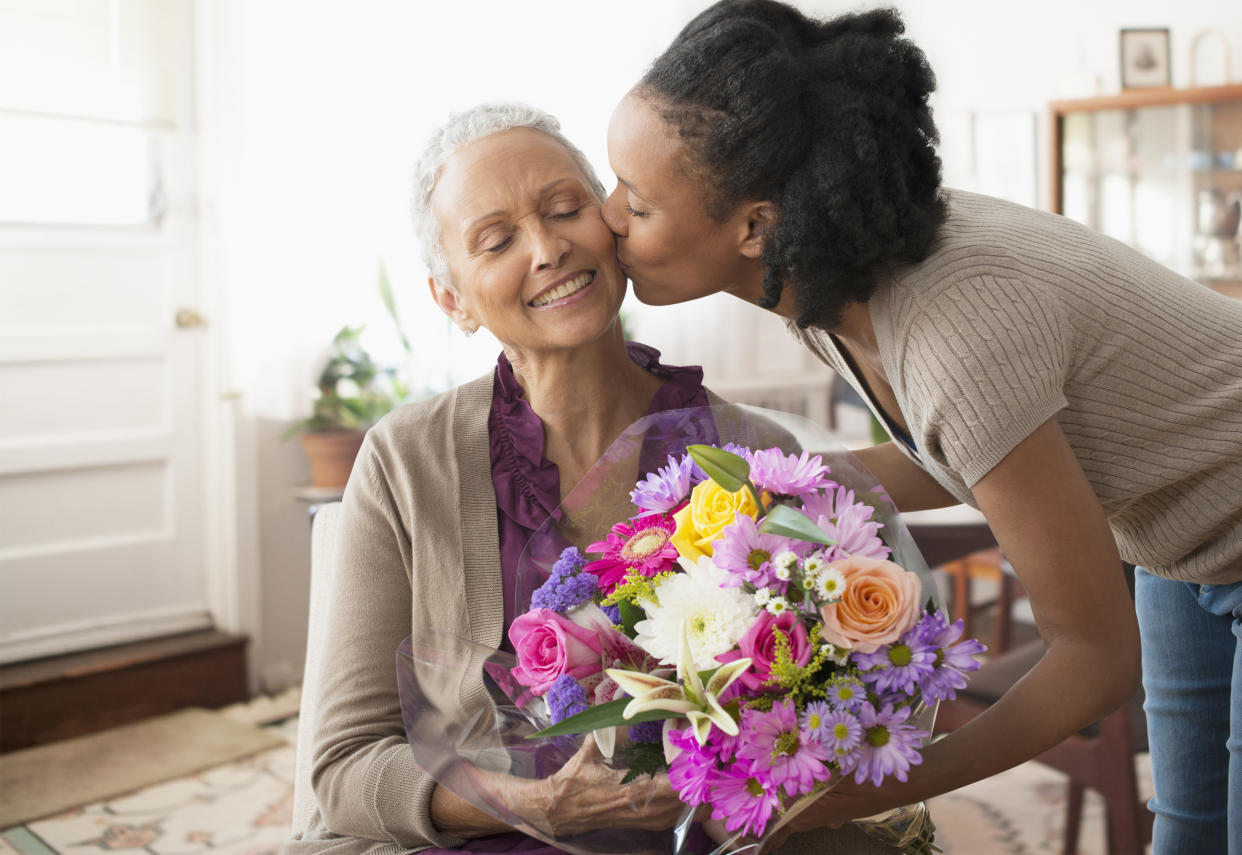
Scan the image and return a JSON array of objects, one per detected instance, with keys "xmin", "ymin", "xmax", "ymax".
[{"xmin": 412, "ymin": 102, "xmax": 606, "ymax": 289}]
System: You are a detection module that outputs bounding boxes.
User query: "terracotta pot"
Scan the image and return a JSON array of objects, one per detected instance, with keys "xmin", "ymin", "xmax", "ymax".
[{"xmin": 300, "ymin": 430, "xmax": 367, "ymax": 487}]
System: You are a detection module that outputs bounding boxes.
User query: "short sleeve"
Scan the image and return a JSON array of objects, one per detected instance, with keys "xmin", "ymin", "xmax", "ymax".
[{"xmin": 894, "ymin": 274, "xmax": 1070, "ymax": 487}]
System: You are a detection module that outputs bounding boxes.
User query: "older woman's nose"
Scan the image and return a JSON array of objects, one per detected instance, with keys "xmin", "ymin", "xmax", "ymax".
[{"xmin": 530, "ymin": 225, "xmax": 572, "ymax": 271}]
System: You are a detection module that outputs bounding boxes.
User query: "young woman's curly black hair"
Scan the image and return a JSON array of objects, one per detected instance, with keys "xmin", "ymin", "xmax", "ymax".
[{"xmin": 639, "ymin": 0, "xmax": 946, "ymax": 329}]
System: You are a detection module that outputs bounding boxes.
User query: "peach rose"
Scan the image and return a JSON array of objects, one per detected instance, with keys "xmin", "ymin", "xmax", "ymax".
[{"xmin": 817, "ymin": 555, "xmax": 922, "ymax": 653}]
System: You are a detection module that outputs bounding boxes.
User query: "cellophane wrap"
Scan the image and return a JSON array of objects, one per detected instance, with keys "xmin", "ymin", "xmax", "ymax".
[{"xmin": 397, "ymin": 404, "xmax": 944, "ymax": 854}]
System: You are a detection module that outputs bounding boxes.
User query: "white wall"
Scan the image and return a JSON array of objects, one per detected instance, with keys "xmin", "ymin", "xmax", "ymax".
[{"xmin": 196, "ymin": 0, "xmax": 1242, "ymax": 691}]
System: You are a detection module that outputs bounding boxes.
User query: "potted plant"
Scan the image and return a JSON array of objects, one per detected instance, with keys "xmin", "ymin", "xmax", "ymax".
[{"xmin": 285, "ymin": 322, "xmax": 409, "ymax": 487}]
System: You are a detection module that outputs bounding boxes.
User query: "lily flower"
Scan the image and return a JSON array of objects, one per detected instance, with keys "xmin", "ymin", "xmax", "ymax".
[{"xmin": 606, "ymin": 620, "xmax": 751, "ymax": 745}]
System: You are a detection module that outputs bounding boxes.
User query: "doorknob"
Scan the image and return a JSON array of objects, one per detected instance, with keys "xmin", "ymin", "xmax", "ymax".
[{"xmin": 175, "ymin": 308, "xmax": 207, "ymax": 329}]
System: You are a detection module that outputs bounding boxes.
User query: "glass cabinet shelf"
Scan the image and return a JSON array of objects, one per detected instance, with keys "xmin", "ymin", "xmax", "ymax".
[{"xmin": 1050, "ymin": 84, "xmax": 1242, "ymax": 296}]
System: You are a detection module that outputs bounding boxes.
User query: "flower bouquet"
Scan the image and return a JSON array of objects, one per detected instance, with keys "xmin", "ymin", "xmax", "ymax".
[{"xmin": 397, "ymin": 405, "xmax": 984, "ymax": 855}]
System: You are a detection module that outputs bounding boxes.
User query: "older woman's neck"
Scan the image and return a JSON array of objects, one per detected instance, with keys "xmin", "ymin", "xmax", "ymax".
[{"xmin": 506, "ymin": 332, "xmax": 662, "ymax": 482}]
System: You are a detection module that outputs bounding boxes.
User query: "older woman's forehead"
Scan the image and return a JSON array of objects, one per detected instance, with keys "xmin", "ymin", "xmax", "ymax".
[{"xmin": 441, "ymin": 130, "xmax": 585, "ymax": 200}]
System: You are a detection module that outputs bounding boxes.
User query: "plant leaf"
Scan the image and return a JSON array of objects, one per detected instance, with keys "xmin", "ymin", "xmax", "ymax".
[
  {"xmin": 617, "ymin": 598, "xmax": 644, "ymax": 639},
  {"xmin": 686, "ymin": 444, "xmax": 751, "ymax": 493},
  {"xmin": 529, "ymin": 697, "xmax": 677, "ymax": 738},
  {"xmin": 759, "ymin": 504, "xmax": 838, "ymax": 546}
]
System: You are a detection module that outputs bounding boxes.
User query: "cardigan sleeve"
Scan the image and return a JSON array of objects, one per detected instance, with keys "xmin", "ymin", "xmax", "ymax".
[
  {"xmin": 896, "ymin": 273, "xmax": 1071, "ymax": 488},
  {"xmin": 309, "ymin": 433, "xmax": 468, "ymax": 850}
]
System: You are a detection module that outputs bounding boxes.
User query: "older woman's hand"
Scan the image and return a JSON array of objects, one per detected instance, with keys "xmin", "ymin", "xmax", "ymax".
[{"xmin": 524, "ymin": 733, "xmax": 687, "ymax": 836}]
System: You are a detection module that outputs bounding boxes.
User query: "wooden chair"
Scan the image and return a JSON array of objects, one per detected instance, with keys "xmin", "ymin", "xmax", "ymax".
[{"xmin": 934, "ymin": 622, "xmax": 1151, "ymax": 855}]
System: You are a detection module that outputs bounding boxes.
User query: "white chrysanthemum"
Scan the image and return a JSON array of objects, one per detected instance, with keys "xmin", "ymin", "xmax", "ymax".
[
  {"xmin": 634, "ymin": 555, "xmax": 758, "ymax": 670},
  {"xmin": 821, "ymin": 643, "xmax": 850, "ymax": 666},
  {"xmin": 773, "ymin": 563, "xmax": 792, "ymax": 582}
]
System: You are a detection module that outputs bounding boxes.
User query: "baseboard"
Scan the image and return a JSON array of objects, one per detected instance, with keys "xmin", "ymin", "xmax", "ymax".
[{"xmin": 0, "ymin": 629, "xmax": 249, "ymax": 753}]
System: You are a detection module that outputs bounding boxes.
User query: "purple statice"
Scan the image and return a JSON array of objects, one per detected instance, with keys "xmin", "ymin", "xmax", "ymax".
[
  {"xmin": 631, "ymin": 454, "xmax": 697, "ymax": 513},
  {"xmin": 853, "ymin": 625, "xmax": 938, "ymax": 696},
  {"xmin": 850, "ymin": 702, "xmax": 927, "ymax": 787},
  {"xmin": 912, "ymin": 610, "xmax": 987, "ymax": 702},
  {"xmin": 736, "ymin": 699, "xmax": 831, "ymax": 796},
  {"xmin": 545, "ymin": 674, "xmax": 589, "ymax": 724},
  {"xmin": 600, "ymin": 602, "xmax": 622, "ymax": 625},
  {"xmin": 801, "ymin": 486, "xmax": 890, "ymax": 561},
  {"xmin": 827, "ymin": 674, "xmax": 868, "ymax": 713},
  {"xmin": 708, "ymin": 760, "xmax": 782, "ymax": 837},
  {"xmin": 711, "ymin": 514, "xmax": 800, "ymax": 588},
  {"xmin": 530, "ymin": 547, "xmax": 599, "ymax": 614},
  {"xmin": 749, "ymin": 449, "xmax": 832, "ymax": 496},
  {"xmin": 628, "ymin": 719, "xmax": 664, "ymax": 745},
  {"xmin": 667, "ymin": 726, "xmax": 716, "ymax": 806}
]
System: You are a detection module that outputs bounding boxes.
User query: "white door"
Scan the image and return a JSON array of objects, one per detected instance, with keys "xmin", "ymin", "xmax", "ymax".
[{"xmin": 0, "ymin": 1, "xmax": 212, "ymax": 664}]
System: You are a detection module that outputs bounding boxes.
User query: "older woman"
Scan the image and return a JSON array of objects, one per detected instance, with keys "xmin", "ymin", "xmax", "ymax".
[
  {"xmin": 282, "ymin": 103, "xmax": 901, "ymax": 855},
  {"xmin": 603, "ymin": 2, "xmax": 1242, "ymax": 851}
]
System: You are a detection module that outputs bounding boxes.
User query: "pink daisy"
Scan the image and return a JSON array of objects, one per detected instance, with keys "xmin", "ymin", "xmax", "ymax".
[
  {"xmin": 801, "ymin": 486, "xmax": 890, "ymax": 561},
  {"xmin": 749, "ymin": 449, "xmax": 833, "ymax": 496},
  {"xmin": 583, "ymin": 513, "xmax": 679, "ymax": 595},
  {"xmin": 708, "ymin": 760, "xmax": 782, "ymax": 838},
  {"xmin": 666, "ymin": 727, "xmax": 716, "ymax": 806},
  {"xmin": 711, "ymin": 514, "xmax": 801, "ymax": 588},
  {"xmin": 736, "ymin": 699, "xmax": 832, "ymax": 796}
]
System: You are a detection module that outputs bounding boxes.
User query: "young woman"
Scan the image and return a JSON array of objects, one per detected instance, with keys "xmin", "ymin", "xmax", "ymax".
[{"xmin": 602, "ymin": 2, "xmax": 1242, "ymax": 852}]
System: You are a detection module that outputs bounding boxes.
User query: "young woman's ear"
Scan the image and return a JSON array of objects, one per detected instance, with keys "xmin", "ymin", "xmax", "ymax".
[
  {"xmin": 739, "ymin": 201, "xmax": 778, "ymax": 260},
  {"xmin": 428, "ymin": 277, "xmax": 478, "ymax": 335}
]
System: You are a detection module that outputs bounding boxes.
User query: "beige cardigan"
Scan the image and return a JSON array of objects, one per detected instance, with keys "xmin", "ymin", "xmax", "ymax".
[{"xmin": 282, "ymin": 372, "xmax": 899, "ymax": 855}]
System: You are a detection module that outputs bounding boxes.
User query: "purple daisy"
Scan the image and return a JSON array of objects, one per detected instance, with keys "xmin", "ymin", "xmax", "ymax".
[
  {"xmin": 708, "ymin": 760, "xmax": 782, "ymax": 837},
  {"xmin": 801, "ymin": 487, "xmax": 890, "ymax": 561},
  {"xmin": 749, "ymin": 449, "xmax": 833, "ymax": 496},
  {"xmin": 736, "ymin": 699, "xmax": 832, "ymax": 796},
  {"xmin": 631, "ymin": 455, "xmax": 696, "ymax": 514},
  {"xmin": 819, "ymin": 708, "xmax": 864, "ymax": 758},
  {"xmin": 667, "ymin": 726, "xmax": 716, "ymax": 806},
  {"xmin": 853, "ymin": 626, "xmax": 938, "ymax": 696},
  {"xmin": 711, "ymin": 514, "xmax": 801, "ymax": 588},
  {"xmin": 850, "ymin": 702, "xmax": 928, "ymax": 787},
  {"xmin": 827, "ymin": 674, "xmax": 868, "ymax": 713},
  {"xmin": 584, "ymin": 513, "xmax": 679, "ymax": 595},
  {"xmin": 913, "ymin": 610, "xmax": 987, "ymax": 702}
]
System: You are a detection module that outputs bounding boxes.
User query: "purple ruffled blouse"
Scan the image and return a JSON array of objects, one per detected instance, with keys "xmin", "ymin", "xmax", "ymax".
[{"xmin": 421, "ymin": 343, "xmax": 709, "ymax": 855}]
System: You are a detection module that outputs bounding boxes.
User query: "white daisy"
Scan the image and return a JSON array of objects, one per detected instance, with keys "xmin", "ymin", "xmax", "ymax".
[
  {"xmin": 773, "ymin": 563, "xmax": 792, "ymax": 582},
  {"xmin": 816, "ymin": 567, "xmax": 847, "ymax": 602},
  {"xmin": 633, "ymin": 555, "xmax": 758, "ymax": 670},
  {"xmin": 773, "ymin": 550, "xmax": 799, "ymax": 572},
  {"xmin": 753, "ymin": 587, "xmax": 773, "ymax": 606},
  {"xmin": 766, "ymin": 596, "xmax": 791, "ymax": 616}
]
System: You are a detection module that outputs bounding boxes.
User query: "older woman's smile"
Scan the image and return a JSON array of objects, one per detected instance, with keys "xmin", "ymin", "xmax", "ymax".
[{"xmin": 529, "ymin": 270, "xmax": 596, "ymax": 308}]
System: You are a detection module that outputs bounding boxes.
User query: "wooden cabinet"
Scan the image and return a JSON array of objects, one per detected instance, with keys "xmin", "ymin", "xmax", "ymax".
[{"xmin": 1049, "ymin": 84, "xmax": 1242, "ymax": 300}]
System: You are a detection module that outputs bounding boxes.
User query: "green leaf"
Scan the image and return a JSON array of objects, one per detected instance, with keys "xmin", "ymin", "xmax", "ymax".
[
  {"xmin": 758, "ymin": 503, "xmax": 838, "ymax": 547},
  {"xmin": 617, "ymin": 598, "xmax": 644, "ymax": 639},
  {"xmin": 377, "ymin": 262, "xmax": 413, "ymax": 356},
  {"xmin": 528, "ymin": 698, "xmax": 676, "ymax": 739},
  {"xmin": 616, "ymin": 740, "xmax": 668, "ymax": 783},
  {"xmin": 686, "ymin": 444, "xmax": 751, "ymax": 493}
]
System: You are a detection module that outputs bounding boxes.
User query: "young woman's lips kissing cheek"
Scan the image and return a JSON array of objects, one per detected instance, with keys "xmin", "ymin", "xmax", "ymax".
[{"xmin": 527, "ymin": 269, "xmax": 597, "ymax": 309}]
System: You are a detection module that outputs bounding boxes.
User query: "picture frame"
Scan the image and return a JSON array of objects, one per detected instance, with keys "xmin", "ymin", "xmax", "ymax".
[{"xmin": 1120, "ymin": 28, "xmax": 1171, "ymax": 89}]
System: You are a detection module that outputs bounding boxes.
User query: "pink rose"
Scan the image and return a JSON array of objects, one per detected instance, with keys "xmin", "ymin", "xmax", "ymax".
[
  {"xmin": 818, "ymin": 555, "xmax": 922, "ymax": 653},
  {"xmin": 717, "ymin": 611, "xmax": 812, "ymax": 694},
  {"xmin": 509, "ymin": 608, "xmax": 604, "ymax": 696}
]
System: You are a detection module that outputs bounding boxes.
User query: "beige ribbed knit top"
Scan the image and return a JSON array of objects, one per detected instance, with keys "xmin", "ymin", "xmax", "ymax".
[{"xmin": 790, "ymin": 190, "xmax": 1242, "ymax": 585}]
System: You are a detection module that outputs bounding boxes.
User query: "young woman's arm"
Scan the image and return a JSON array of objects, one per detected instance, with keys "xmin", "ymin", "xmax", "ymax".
[
  {"xmin": 783, "ymin": 417, "xmax": 1142, "ymax": 831},
  {"xmin": 850, "ymin": 441, "xmax": 960, "ymax": 512}
]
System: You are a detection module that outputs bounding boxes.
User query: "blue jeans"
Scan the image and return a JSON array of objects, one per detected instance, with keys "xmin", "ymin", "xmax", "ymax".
[{"xmin": 1135, "ymin": 567, "xmax": 1242, "ymax": 854}]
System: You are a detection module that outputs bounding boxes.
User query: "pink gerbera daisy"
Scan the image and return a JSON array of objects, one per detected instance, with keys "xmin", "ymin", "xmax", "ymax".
[{"xmin": 583, "ymin": 513, "xmax": 679, "ymax": 595}]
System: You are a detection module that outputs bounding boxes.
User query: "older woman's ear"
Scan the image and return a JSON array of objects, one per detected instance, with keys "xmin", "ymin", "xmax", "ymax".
[{"xmin": 428, "ymin": 276, "xmax": 478, "ymax": 336}]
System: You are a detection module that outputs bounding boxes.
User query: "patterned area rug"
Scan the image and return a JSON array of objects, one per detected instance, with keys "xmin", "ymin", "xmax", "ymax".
[{"xmin": 0, "ymin": 713, "xmax": 1151, "ymax": 855}]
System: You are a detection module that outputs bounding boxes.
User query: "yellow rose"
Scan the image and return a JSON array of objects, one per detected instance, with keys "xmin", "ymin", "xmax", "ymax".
[{"xmin": 671, "ymin": 479, "xmax": 760, "ymax": 560}]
